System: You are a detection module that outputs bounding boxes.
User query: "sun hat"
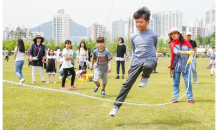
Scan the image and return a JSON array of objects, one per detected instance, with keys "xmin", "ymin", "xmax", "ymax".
[
  {"xmin": 168, "ymin": 27, "xmax": 181, "ymax": 37},
  {"xmin": 33, "ymin": 35, "xmax": 45, "ymax": 43},
  {"xmin": 186, "ymin": 32, "xmax": 192, "ymax": 36}
]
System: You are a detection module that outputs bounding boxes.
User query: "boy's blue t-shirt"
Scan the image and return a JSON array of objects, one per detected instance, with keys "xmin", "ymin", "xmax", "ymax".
[{"xmin": 130, "ymin": 29, "xmax": 158, "ymax": 68}]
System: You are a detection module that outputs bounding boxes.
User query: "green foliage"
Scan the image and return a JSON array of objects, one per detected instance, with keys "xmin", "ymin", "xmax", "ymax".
[
  {"xmin": 105, "ymin": 38, "xmax": 118, "ymax": 54},
  {"xmin": 56, "ymin": 42, "xmax": 65, "ymax": 51},
  {"xmin": 202, "ymin": 37, "xmax": 208, "ymax": 47},
  {"xmin": 48, "ymin": 39, "xmax": 56, "ymax": 50},
  {"xmin": 44, "ymin": 39, "xmax": 48, "ymax": 49},
  {"xmin": 158, "ymin": 38, "xmax": 165, "ymax": 49},
  {"xmin": 5, "ymin": 39, "xmax": 17, "ymax": 51},
  {"xmin": 210, "ymin": 37, "xmax": 215, "ymax": 48},
  {"xmin": 157, "ymin": 48, "xmax": 167, "ymax": 56}
]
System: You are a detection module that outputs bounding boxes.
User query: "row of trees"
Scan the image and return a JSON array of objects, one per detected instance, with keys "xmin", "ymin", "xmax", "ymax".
[{"xmin": 2, "ymin": 37, "xmax": 124, "ymax": 54}]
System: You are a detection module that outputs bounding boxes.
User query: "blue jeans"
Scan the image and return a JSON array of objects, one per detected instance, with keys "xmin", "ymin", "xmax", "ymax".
[
  {"xmin": 191, "ymin": 58, "xmax": 197, "ymax": 82},
  {"xmin": 14, "ymin": 60, "xmax": 24, "ymax": 80},
  {"xmin": 59, "ymin": 69, "xmax": 64, "ymax": 76},
  {"xmin": 173, "ymin": 71, "xmax": 193, "ymax": 101}
]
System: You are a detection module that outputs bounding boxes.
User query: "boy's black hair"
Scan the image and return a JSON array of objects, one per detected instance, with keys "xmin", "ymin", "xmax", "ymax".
[
  {"xmin": 96, "ymin": 37, "xmax": 105, "ymax": 43},
  {"xmin": 59, "ymin": 53, "xmax": 62, "ymax": 56},
  {"xmin": 133, "ymin": 6, "xmax": 151, "ymax": 21},
  {"xmin": 212, "ymin": 47, "xmax": 215, "ymax": 49},
  {"xmin": 80, "ymin": 71, "xmax": 86, "ymax": 76}
]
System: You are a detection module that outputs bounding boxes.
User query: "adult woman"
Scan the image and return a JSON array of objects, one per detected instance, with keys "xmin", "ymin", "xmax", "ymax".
[
  {"xmin": 115, "ymin": 37, "xmax": 126, "ymax": 79},
  {"xmin": 29, "ymin": 35, "xmax": 46, "ymax": 83},
  {"xmin": 14, "ymin": 39, "xmax": 25, "ymax": 84},
  {"xmin": 76, "ymin": 41, "xmax": 89, "ymax": 70},
  {"xmin": 168, "ymin": 27, "xmax": 194, "ymax": 103}
]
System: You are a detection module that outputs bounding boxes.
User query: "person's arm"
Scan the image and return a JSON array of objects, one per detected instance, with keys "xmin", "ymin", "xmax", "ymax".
[
  {"xmin": 123, "ymin": 45, "xmax": 126, "ymax": 61},
  {"xmin": 129, "ymin": 37, "xmax": 135, "ymax": 73},
  {"xmin": 54, "ymin": 58, "xmax": 57, "ymax": 70},
  {"xmin": 90, "ymin": 58, "xmax": 95, "ymax": 70},
  {"xmin": 64, "ymin": 54, "xmax": 73, "ymax": 60},
  {"xmin": 14, "ymin": 47, "xmax": 17, "ymax": 62},
  {"xmin": 173, "ymin": 45, "xmax": 194, "ymax": 56},
  {"xmin": 108, "ymin": 60, "xmax": 112, "ymax": 73}
]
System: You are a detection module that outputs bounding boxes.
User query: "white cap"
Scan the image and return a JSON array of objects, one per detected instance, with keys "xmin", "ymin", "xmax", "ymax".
[
  {"xmin": 168, "ymin": 27, "xmax": 181, "ymax": 37},
  {"xmin": 186, "ymin": 32, "xmax": 192, "ymax": 36}
]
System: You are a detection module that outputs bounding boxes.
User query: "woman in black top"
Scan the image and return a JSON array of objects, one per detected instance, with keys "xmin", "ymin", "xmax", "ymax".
[{"xmin": 115, "ymin": 37, "xmax": 126, "ymax": 79}]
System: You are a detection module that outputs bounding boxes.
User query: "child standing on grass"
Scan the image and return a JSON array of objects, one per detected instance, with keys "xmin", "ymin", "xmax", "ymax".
[
  {"xmin": 109, "ymin": 7, "xmax": 158, "ymax": 117},
  {"xmin": 45, "ymin": 49, "xmax": 57, "ymax": 83},
  {"xmin": 61, "ymin": 40, "xmax": 77, "ymax": 90},
  {"xmin": 90, "ymin": 37, "xmax": 112, "ymax": 96},
  {"xmin": 210, "ymin": 55, "xmax": 216, "ymax": 76}
]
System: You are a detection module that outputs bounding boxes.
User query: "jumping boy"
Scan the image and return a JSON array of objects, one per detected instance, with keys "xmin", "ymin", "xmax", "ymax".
[
  {"xmin": 90, "ymin": 37, "xmax": 112, "ymax": 96},
  {"xmin": 109, "ymin": 7, "xmax": 158, "ymax": 117}
]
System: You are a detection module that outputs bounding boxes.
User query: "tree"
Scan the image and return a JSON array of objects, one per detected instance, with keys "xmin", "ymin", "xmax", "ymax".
[
  {"xmin": 14, "ymin": 27, "xmax": 27, "ymax": 39},
  {"xmin": 56, "ymin": 42, "xmax": 65, "ymax": 51},
  {"xmin": 202, "ymin": 37, "xmax": 208, "ymax": 48},
  {"xmin": 195, "ymin": 35, "xmax": 203, "ymax": 46},
  {"xmin": 44, "ymin": 39, "xmax": 49, "ymax": 49},
  {"xmin": 158, "ymin": 38, "xmax": 164, "ymax": 49},
  {"xmin": 210, "ymin": 37, "xmax": 215, "ymax": 48},
  {"xmin": 157, "ymin": 48, "xmax": 167, "ymax": 56},
  {"xmin": 48, "ymin": 39, "xmax": 56, "ymax": 50}
]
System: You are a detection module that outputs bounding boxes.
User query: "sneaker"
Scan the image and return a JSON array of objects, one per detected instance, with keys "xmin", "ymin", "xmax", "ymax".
[
  {"xmin": 60, "ymin": 87, "xmax": 69, "ymax": 90},
  {"xmin": 54, "ymin": 81, "xmax": 56, "ymax": 83},
  {"xmin": 138, "ymin": 77, "xmax": 150, "ymax": 88},
  {"xmin": 154, "ymin": 72, "xmax": 158, "ymax": 74},
  {"xmin": 172, "ymin": 100, "xmax": 178, "ymax": 103},
  {"xmin": 21, "ymin": 78, "xmax": 25, "ymax": 83},
  {"xmin": 19, "ymin": 80, "xmax": 23, "ymax": 84},
  {"xmin": 59, "ymin": 76, "xmax": 62, "ymax": 79},
  {"xmin": 32, "ymin": 81, "xmax": 35, "ymax": 83},
  {"xmin": 42, "ymin": 81, "xmax": 46, "ymax": 83},
  {"xmin": 109, "ymin": 106, "xmax": 119, "ymax": 117},
  {"xmin": 93, "ymin": 84, "xmax": 100, "ymax": 93},
  {"xmin": 122, "ymin": 76, "xmax": 124, "ymax": 79},
  {"xmin": 115, "ymin": 76, "xmax": 120, "ymax": 79},
  {"xmin": 195, "ymin": 81, "xmax": 199, "ymax": 84},
  {"xmin": 188, "ymin": 100, "xmax": 194, "ymax": 103},
  {"xmin": 70, "ymin": 85, "xmax": 78, "ymax": 89},
  {"xmin": 101, "ymin": 89, "xmax": 105, "ymax": 96}
]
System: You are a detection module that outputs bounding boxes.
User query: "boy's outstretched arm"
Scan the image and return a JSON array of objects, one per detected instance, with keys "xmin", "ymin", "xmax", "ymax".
[{"xmin": 90, "ymin": 58, "xmax": 95, "ymax": 70}]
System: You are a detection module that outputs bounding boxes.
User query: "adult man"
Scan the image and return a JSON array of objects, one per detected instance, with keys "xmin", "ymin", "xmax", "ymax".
[{"xmin": 186, "ymin": 32, "xmax": 199, "ymax": 84}]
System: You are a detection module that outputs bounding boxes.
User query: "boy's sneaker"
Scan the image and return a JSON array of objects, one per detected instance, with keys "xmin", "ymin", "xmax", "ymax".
[
  {"xmin": 93, "ymin": 84, "xmax": 100, "ymax": 93},
  {"xmin": 21, "ymin": 78, "xmax": 25, "ymax": 83},
  {"xmin": 70, "ymin": 85, "xmax": 78, "ymax": 89},
  {"xmin": 138, "ymin": 77, "xmax": 150, "ymax": 88},
  {"xmin": 172, "ymin": 100, "xmax": 178, "ymax": 103},
  {"xmin": 59, "ymin": 76, "xmax": 62, "ymax": 79},
  {"xmin": 115, "ymin": 76, "xmax": 120, "ymax": 79},
  {"xmin": 42, "ymin": 81, "xmax": 46, "ymax": 83},
  {"xmin": 109, "ymin": 106, "xmax": 119, "ymax": 117},
  {"xmin": 60, "ymin": 87, "xmax": 69, "ymax": 90},
  {"xmin": 101, "ymin": 89, "xmax": 105, "ymax": 96},
  {"xmin": 195, "ymin": 81, "xmax": 199, "ymax": 84}
]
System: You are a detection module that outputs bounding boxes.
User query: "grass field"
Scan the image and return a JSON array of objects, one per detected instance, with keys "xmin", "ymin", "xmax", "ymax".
[{"xmin": 3, "ymin": 55, "xmax": 215, "ymax": 130}]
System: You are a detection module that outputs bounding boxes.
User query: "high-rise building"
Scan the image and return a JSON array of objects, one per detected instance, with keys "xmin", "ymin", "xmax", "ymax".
[
  {"xmin": 87, "ymin": 26, "xmax": 92, "ymax": 39},
  {"xmin": 148, "ymin": 10, "xmax": 183, "ymax": 39},
  {"xmin": 125, "ymin": 18, "xmax": 135, "ymax": 38},
  {"xmin": 92, "ymin": 23, "xmax": 104, "ymax": 40},
  {"xmin": 112, "ymin": 19, "xmax": 127, "ymax": 41},
  {"xmin": 204, "ymin": 7, "xmax": 215, "ymax": 26},
  {"xmin": 52, "ymin": 9, "xmax": 71, "ymax": 44}
]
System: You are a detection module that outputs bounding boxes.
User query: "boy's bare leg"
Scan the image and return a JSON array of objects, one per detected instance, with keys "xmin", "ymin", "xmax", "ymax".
[
  {"xmin": 102, "ymin": 84, "xmax": 106, "ymax": 90},
  {"xmin": 94, "ymin": 81, "xmax": 100, "ymax": 86}
]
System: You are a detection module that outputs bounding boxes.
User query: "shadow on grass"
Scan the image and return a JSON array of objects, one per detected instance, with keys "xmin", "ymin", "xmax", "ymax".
[{"xmin": 115, "ymin": 119, "xmax": 200, "ymax": 127}]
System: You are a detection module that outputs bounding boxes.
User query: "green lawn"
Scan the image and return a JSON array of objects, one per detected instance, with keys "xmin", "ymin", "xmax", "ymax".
[{"xmin": 3, "ymin": 56, "xmax": 215, "ymax": 130}]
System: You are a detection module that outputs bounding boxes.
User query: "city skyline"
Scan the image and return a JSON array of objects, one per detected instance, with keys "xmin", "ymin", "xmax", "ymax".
[{"xmin": 3, "ymin": 0, "xmax": 215, "ymax": 31}]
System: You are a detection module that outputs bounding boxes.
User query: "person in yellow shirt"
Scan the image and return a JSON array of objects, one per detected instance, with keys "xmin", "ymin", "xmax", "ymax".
[{"xmin": 79, "ymin": 71, "xmax": 94, "ymax": 82}]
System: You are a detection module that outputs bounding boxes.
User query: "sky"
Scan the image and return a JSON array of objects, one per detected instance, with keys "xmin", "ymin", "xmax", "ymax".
[{"xmin": 3, "ymin": 0, "xmax": 216, "ymax": 31}]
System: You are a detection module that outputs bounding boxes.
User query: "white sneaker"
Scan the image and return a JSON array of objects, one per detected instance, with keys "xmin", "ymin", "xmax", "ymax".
[
  {"xmin": 109, "ymin": 106, "xmax": 119, "ymax": 117},
  {"xmin": 195, "ymin": 81, "xmax": 199, "ymax": 85},
  {"xmin": 59, "ymin": 76, "xmax": 62, "ymax": 79},
  {"xmin": 21, "ymin": 78, "xmax": 25, "ymax": 83},
  {"xmin": 19, "ymin": 80, "xmax": 23, "ymax": 84},
  {"xmin": 138, "ymin": 77, "xmax": 150, "ymax": 88},
  {"xmin": 54, "ymin": 81, "xmax": 56, "ymax": 83}
]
